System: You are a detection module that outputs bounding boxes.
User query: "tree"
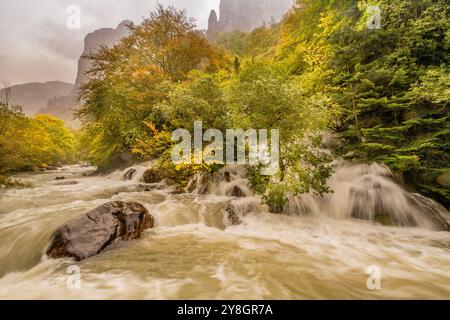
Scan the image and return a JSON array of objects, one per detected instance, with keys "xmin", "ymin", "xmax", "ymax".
[
  {"xmin": 0, "ymin": 104, "xmax": 75, "ymax": 175},
  {"xmin": 228, "ymin": 59, "xmax": 334, "ymax": 208},
  {"xmin": 2, "ymin": 79, "xmax": 11, "ymax": 107},
  {"xmin": 78, "ymin": 5, "xmax": 223, "ymax": 167},
  {"xmin": 277, "ymin": 0, "xmax": 449, "ymax": 206}
]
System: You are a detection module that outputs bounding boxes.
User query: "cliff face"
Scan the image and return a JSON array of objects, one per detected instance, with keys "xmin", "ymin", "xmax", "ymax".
[
  {"xmin": 207, "ymin": 0, "xmax": 293, "ymax": 35},
  {"xmin": 75, "ymin": 20, "xmax": 131, "ymax": 90},
  {"xmin": 0, "ymin": 81, "xmax": 74, "ymax": 116},
  {"xmin": 1, "ymin": 21, "xmax": 131, "ymax": 127}
]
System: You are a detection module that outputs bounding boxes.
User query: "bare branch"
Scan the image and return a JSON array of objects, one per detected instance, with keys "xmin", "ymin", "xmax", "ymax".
[{"xmin": 1, "ymin": 79, "xmax": 12, "ymax": 107}]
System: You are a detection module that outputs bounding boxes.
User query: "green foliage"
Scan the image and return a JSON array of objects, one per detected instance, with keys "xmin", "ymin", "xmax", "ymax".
[
  {"xmin": 227, "ymin": 60, "xmax": 332, "ymax": 141},
  {"xmin": 228, "ymin": 59, "xmax": 334, "ymax": 206},
  {"xmin": 77, "ymin": 1, "xmax": 449, "ymax": 208},
  {"xmin": 78, "ymin": 5, "xmax": 335, "ymax": 206},
  {"xmin": 0, "ymin": 174, "xmax": 29, "ymax": 189},
  {"xmin": 216, "ymin": 25, "xmax": 281, "ymax": 57},
  {"xmin": 275, "ymin": 0, "xmax": 449, "ymax": 206},
  {"xmin": 78, "ymin": 5, "xmax": 224, "ymax": 168},
  {"xmin": 0, "ymin": 103, "xmax": 75, "ymax": 182},
  {"xmin": 156, "ymin": 71, "xmax": 231, "ymax": 132},
  {"xmin": 263, "ymin": 184, "xmax": 288, "ymax": 214}
]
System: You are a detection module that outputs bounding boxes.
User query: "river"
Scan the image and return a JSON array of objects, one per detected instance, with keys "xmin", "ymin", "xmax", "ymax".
[{"xmin": 0, "ymin": 163, "xmax": 449, "ymax": 299}]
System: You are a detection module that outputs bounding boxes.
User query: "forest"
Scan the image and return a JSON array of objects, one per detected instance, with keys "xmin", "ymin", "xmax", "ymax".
[{"xmin": 1, "ymin": 0, "xmax": 449, "ymax": 209}]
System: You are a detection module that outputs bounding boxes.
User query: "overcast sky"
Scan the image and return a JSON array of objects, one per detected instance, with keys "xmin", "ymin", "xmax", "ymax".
[{"xmin": 0, "ymin": 0, "xmax": 220, "ymax": 85}]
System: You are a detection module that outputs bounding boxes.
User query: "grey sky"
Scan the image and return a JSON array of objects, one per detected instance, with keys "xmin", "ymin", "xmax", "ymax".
[{"xmin": 0, "ymin": 0, "xmax": 220, "ymax": 85}]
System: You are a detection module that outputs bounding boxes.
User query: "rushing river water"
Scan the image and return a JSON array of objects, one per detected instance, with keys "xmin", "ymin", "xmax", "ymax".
[{"xmin": 0, "ymin": 163, "xmax": 449, "ymax": 299}]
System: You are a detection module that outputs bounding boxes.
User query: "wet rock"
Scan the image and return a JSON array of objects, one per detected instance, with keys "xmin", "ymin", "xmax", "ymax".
[
  {"xmin": 47, "ymin": 166, "xmax": 59, "ymax": 171},
  {"xmin": 136, "ymin": 184, "xmax": 156, "ymax": 192},
  {"xmin": 123, "ymin": 168, "xmax": 137, "ymax": 181},
  {"xmin": 197, "ymin": 174, "xmax": 214, "ymax": 195},
  {"xmin": 78, "ymin": 162, "xmax": 91, "ymax": 168},
  {"xmin": 55, "ymin": 176, "xmax": 66, "ymax": 180},
  {"xmin": 405, "ymin": 194, "xmax": 450, "ymax": 231},
  {"xmin": 268, "ymin": 204, "xmax": 285, "ymax": 214},
  {"xmin": 225, "ymin": 204, "xmax": 243, "ymax": 226},
  {"xmin": 55, "ymin": 181, "xmax": 79, "ymax": 186},
  {"xmin": 170, "ymin": 186, "xmax": 186, "ymax": 195},
  {"xmin": 349, "ymin": 187, "xmax": 450, "ymax": 231},
  {"xmin": 436, "ymin": 171, "xmax": 450, "ymax": 188},
  {"xmin": 228, "ymin": 185, "xmax": 246, "ymax": 198},
  {"xmin": 135, "ymin": 184, "xmax": 166, "ymax": 192},
  {"xmin": 374, "ymin": 212, "xmax": 394, "ymax": 226},
  {"xmin": 95, "ymin": 150, "xmax": 138, "ymax": 174},
  {"xmin": 82, "ymin": 171, "xmax": 95, "ymax": 177},
  {"xmin": 143, "ymin": 168, "xmax": 164, "ymax": 184},
  {"xmin": 186, "ymin": 174, "xmax": 214, "ymax": 194},
  {"xmin": 186, "ymin": 178, "xmax": 197, "ymax": 193},
  {"xmin": 47, "ymin": 201, "xmax": 154, "ymax": 261},
  {"xmin": 224, "ymin": 171, "xmax": 231, "ymax": 183}
]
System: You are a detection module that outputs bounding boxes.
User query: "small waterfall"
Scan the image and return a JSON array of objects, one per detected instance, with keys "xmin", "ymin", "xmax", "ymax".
[
  {"xmin": 106, "ymin": 161, "xmax": 449, "ymax": 231},
  {"xmin": 285, "ymin": 161, "xmax": 450, "ymax": 231},
  {"xmin": 106, "ymin": 161, "xmax": 153, "ymax": 183},
  {"xmin": 1, "ymin": 164, "xmax": 450, "ymax": 299},
  {"xmin": 184, "ymin": 161, "xmax": 449, "ymax": 231},
  {"xmin": 186, "ymin": 165, "xmax": 253, "ymax": 198},
  {"xmin": 182, "ymin": 165, "xmax": 265, "ymax": 227}
]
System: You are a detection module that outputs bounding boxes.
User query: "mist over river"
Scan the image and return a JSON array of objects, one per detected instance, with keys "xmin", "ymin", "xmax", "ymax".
[{"xmin": 0, "ymin": 164, "xmax": 449, "ymax": 299}]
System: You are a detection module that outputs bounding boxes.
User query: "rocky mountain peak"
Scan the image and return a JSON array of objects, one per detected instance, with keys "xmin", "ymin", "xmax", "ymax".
[
  {"xmin": 208, "ymin": 0, "xmax": 293, "ymax": 35},
  {"xmin": 75, "ymin": 20, "xmax": 131, "ymax": 90}
]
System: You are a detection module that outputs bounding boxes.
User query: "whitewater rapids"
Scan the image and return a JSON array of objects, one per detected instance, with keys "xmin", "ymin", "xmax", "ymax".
[{"xmin": 0, "ymin": 163, "xmax": 449, "ymax": 299}]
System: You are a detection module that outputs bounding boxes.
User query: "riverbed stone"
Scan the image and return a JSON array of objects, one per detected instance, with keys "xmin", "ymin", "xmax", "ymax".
[
  {"xmin": 143, "ymin": 168, "xmax": 164, "ymax": 184},
  {"xmin": 55, "ymin": 181, "xmax": 79, "ymax": 186},
  {"xmin": 228, "ymin": 185, "xmax": 246, "ymax": 198},
  {"xmin": 47, "ymin": 201, "xmax": 154, "ymax": 261},
  {"xmin": 123, "ymin": 168, "xmax": 137, "ymax": 180},
  {"xmin": 225, "ymin": 204, "xmax": 243, "ymax": 226}
]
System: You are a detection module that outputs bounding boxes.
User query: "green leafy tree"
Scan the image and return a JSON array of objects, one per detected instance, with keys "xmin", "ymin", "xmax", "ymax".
[{"xmin": 78, "ymin": 6, "xmax": 222, "ymax": 168}]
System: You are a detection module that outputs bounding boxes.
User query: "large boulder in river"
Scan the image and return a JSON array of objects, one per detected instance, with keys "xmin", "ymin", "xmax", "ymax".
[
  {"xmin": 143, "ymin": 168, "xmax": 164, "ymax": 183},
  {"xmin": 47, "ymin": 201, "xmax": 154, "ymax": 261}
]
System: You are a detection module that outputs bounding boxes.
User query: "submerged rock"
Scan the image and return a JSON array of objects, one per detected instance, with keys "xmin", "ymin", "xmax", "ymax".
[
  {"xmin": 55, "ymin": 181, "xmax": 79, "ymax": 186},
  {"xmin": 196, "ymin": 174, "xmax": 214, "ymax": 195},
  {"xmin": 55, "ymin": 176, "xmax": 66, "ymax": 180},
  {"xmin": 47, "ymin": 201, "xmax": 154, "ymax": 261},
  {"xmin": 82, "ymin": 171, "xmax": 95, "ymax": 177},
  {"xmin": 170, "ymin": 186, "xmax": 186, "ymax": 195},
  {"xmin": 349, "ymin": 186, "xmax": 450, "ymax": 231},
  {"xmin": 225, "ymin": 204, "xmax": 243, "ymax": 226},
  {"xmin": 374, "ymin": 212, "xmax": 394, "ymax": 226},
  {"xmin": 228, "ymin": 185, "xmax": 246, "ymax": 198},
  {"xmin": 123, "ymin": 168, "xmax": 137, "ymax": 180}
]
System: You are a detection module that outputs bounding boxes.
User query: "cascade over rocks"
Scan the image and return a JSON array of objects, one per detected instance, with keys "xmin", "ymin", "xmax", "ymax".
[
  {"xmin": 228, "ymin": 185, "xmax": 246, "ymax": 198},
  {"xmin": 225, "ymin": 204, "xmax": 243, "ymax": 226},
  {"xmin": 47, "ymin": 201, "xmax": 154, "ymax": 261},
  {"xmin": 123, "ymin": 168, "xmax": 137, "ymax": 180},
  {"xmin": 285, "ymin": 163, "xmax": 450, "ymax": 231}
]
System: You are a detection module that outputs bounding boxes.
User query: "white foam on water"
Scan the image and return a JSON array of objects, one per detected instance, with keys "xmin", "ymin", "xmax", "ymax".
[{"xmin": 0, "ymin": 162, "xmax": 449, "ymax": 299}]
